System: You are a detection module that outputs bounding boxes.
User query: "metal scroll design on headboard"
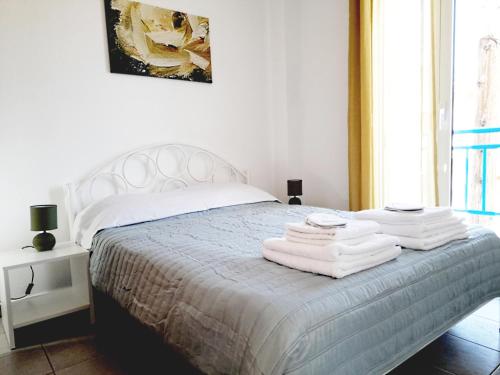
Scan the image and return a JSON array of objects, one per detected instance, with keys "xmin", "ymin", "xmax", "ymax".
[{"xmin": 64, "ymin": 144, "xmax": 248, "ymax": 230}]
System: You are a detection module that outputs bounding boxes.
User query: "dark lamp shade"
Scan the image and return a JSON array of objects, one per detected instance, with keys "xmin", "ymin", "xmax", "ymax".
[
  {"xmin": 287, "ymin": 179, "xmax": 302, "ymax": 197},
  {"xmin": 30, "ymin": 205, "xmax": 58, "ymax": 231}
]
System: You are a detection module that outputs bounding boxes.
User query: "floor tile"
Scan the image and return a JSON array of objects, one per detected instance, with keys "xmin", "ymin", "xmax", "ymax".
[
  {"xmin": 492, "ymin": 364, "xmax": 500, "ymax": 375},
  {"xmin": 56, "ymin": 355, "xmax": 126, "ymax": 375},
  {"xmin": 420, "ymin": 333, "xmax": 500, "ymax": 375},
  {"xmin": 0, "ymin": 345, "xmax": 53, "ymax": 375},
  {"xmin": 43, "ymin": 335, "xmax": 98, "ymax": 371},
  {"xmin": 448, "ymin": 314, "xmax": 500, "ymax": 351},
  {"xmin": 475, "ymin": 298, "xmax": 500, "ymax": 323}
]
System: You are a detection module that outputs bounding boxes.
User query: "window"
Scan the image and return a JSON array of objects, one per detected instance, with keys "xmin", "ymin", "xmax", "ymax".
[
  {"xmin": 372, "ymin": 0, "xmax": 438, "ymax": 206},
  {"xmin": 450, "ymin": 0, "xmax": 500, "ymax": 231}
]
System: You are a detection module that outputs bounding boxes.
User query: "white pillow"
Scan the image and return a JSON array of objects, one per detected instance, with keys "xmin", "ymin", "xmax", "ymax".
[
  {"xmin": 185, "ymin": 182, "xmax": 279, "ymax": 209},
  {"xmin": 73, "ymin": 183, "xmax": 278, "ymax": 249}
]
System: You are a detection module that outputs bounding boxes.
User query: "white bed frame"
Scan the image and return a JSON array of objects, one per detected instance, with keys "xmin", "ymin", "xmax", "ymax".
[{"xmin": 64, "ymin": 143, "xmax": 248, "ymax": 239}]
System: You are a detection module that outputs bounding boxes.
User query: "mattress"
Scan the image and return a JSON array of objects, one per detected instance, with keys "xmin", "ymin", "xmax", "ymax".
[{"xmin": 89, "ymin": 202, "xmax": 500, "ymax": 375}]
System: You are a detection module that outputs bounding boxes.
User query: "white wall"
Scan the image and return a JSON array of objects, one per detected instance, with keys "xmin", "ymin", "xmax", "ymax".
[
  {"xmin": 0, "ymin": 0, "xmax": 350, "ymax": 295},
  {"xmin": 271, "ymin": 0, "xmax": 350, "ymax": 209},
  {"xmin": 0, "ymin": 0, "xmax": 276, "ymax": 294},
  {"xmin": 266, "ymin": 0, "xmax": 290, "ymax": 200}
]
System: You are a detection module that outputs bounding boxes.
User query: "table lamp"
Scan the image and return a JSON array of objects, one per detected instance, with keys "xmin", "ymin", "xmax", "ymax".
[
  {"xmin": 287, "ymin": 179, "xmax": 302, "ymax": 205},
  {"xmin": 30, "ymin": 205, "xmax": 57, "ymax": 251}
]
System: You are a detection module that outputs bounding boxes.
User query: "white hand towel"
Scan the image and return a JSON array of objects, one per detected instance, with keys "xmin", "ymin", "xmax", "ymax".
[
  {"xmin": 397, "ymin": 226, "xmax": 469, "ymax": 250},
  {"xmin": 379, "ymin": 216, "xmax": 465, "ymax": 238},
  {"xmin": 285, "ymin": 232, "xmax": 378, "ymax": 245},
  {"xmin": 264, "ymin": 234, "xmax": 399, "ymax": 261},
  {"xmin": 262, "ymin": 246, "xmax": 401, "ymax": 278},
  {"xmin": 286, "ymin": 222, "xmax": 337, "ymax": 235},
  {"xmin": 286, "ymin": 232, "xmax": 340, "ymax": 246},
  {"xmin": 286, "ymin": 220, "xmax": 380, "ymax": 239},
  {"xmin": 285, "ymin": 230, "xmax": 336, "ymax": 240},
  {"xmin": 354, "ymin": 207, "xmax": 453, "ymax": 225},
  {"xmin": 285, "ymin": 232, "xmax": 379, "ymax": 246}
]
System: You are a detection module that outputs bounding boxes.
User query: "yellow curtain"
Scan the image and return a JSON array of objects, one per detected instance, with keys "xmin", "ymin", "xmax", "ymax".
[{"xmin": 348, "ymin": 0, "xmax": 375, "ymax": 211}]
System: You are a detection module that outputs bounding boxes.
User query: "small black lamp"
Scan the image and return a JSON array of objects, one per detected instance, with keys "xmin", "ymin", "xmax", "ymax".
[
  {"xmin": 287, "ymin": 179, "xmax": 302, "ymax": 205},
  {"xmin": 30, "ymin": 205, "xmax": 57, "ymax": 251}
]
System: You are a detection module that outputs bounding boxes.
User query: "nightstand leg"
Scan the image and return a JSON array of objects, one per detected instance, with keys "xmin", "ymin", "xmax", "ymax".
[{"xmin": 69, "ymin": 255, "xmax": 94, "ymax": 325}]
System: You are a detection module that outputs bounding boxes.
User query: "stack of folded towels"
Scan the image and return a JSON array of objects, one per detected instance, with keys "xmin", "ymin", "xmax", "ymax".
[
  {"xmin": 354, "ymin": 205, "xmax": 468, "ymax": 250},
  {"xmin": 263, "ymin": 213, "xmax": 401, "ymax": 278}
]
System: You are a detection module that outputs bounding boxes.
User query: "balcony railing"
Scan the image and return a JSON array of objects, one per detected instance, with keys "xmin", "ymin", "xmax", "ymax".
[{"xmin": 452, "ymin": 127, "xmax": 500, "ymax": 216}]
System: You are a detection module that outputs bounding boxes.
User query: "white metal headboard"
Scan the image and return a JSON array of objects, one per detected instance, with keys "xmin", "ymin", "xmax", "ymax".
[{"xmin": 64, "ymin": 143, "xmax": 248, "ymax": 237}]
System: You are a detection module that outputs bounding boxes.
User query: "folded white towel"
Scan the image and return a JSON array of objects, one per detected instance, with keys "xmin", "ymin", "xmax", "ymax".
[
  {"xmin": 285, "ymin": 231, "xmax": 376, "ymax": 246},
  {"xmin": 397, "ymin": 226, "xmax": 469, "ymax": 250},
  {"xmin": 286, "ymin": 220, "xmax": 380, "ymax": 239},
  {"xmin": 354, "ymin": 207, "xmax": 453, "ymax": 225},
  {"xmin": 379, "ymin": 216, "xmax": 465, "ymax": 238},
  {"xmin": 285, "ymin": 230, "xmax": 336, "ymax": 240},
  {"xmin": 262, "ymin": 246, "xmax": 401, "ymax": 278},
  {"xmin": 264, "ymin": 234, "xmax": 399, "ymax": 261},
  {"xmin": 285, "ymin": 232, "xmax": 378, "ymax": 246}
]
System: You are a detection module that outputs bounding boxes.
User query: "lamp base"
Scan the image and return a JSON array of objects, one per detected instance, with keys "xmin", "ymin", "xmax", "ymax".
[
  {"xmin": 288, "ymin": 196, "xmax": 302, "ymax": 205},
  {"xmin": 33, "ymin": 231, "xmax": 56, "ymax": 251}
]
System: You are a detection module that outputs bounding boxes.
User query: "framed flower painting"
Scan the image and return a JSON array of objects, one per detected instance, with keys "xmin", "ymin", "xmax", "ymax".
[{"xmin": 104, "ymin": 0, "xmax": 212, "ymax": 83}]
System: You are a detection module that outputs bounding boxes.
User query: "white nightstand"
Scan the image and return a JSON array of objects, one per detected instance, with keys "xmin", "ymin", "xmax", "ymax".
[{"xmin": 0, "ymin": 242, "xmax": 93, "ymax": 349}]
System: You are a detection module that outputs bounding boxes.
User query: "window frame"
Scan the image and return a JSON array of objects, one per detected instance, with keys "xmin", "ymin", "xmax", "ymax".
[{"xmin": 436, "ymin": 0, "xmax": 455, "ymax": 206}]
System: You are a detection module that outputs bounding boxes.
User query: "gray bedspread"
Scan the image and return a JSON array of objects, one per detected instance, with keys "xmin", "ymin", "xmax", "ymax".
[{"xmin": 89, "ymin": 202, "xmax": 500, "ymax": 375}]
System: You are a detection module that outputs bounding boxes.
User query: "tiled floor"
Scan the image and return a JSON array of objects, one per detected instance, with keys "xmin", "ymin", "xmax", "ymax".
[
  {"xmin": 0, "ymin": 336, "xmax": 127, "ymax": 375},
  {"xmin": 0, "ymin": 298, "xmax": 499, "ymax": 374},
  {"xmin": 0, "ymin": 330, "xmax": 126, "ymax": 375}
]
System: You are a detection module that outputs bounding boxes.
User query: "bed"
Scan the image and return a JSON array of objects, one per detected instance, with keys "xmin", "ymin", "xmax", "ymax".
[{"xmin": 65, "ymin": 144, "xmax": 500, "ymax": 375}]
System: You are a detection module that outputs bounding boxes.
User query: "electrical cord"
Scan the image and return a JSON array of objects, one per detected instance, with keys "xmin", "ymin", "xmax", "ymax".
[{"xmin": 10, "ymin": 245, "xmax": 36, "ymax": 301}]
